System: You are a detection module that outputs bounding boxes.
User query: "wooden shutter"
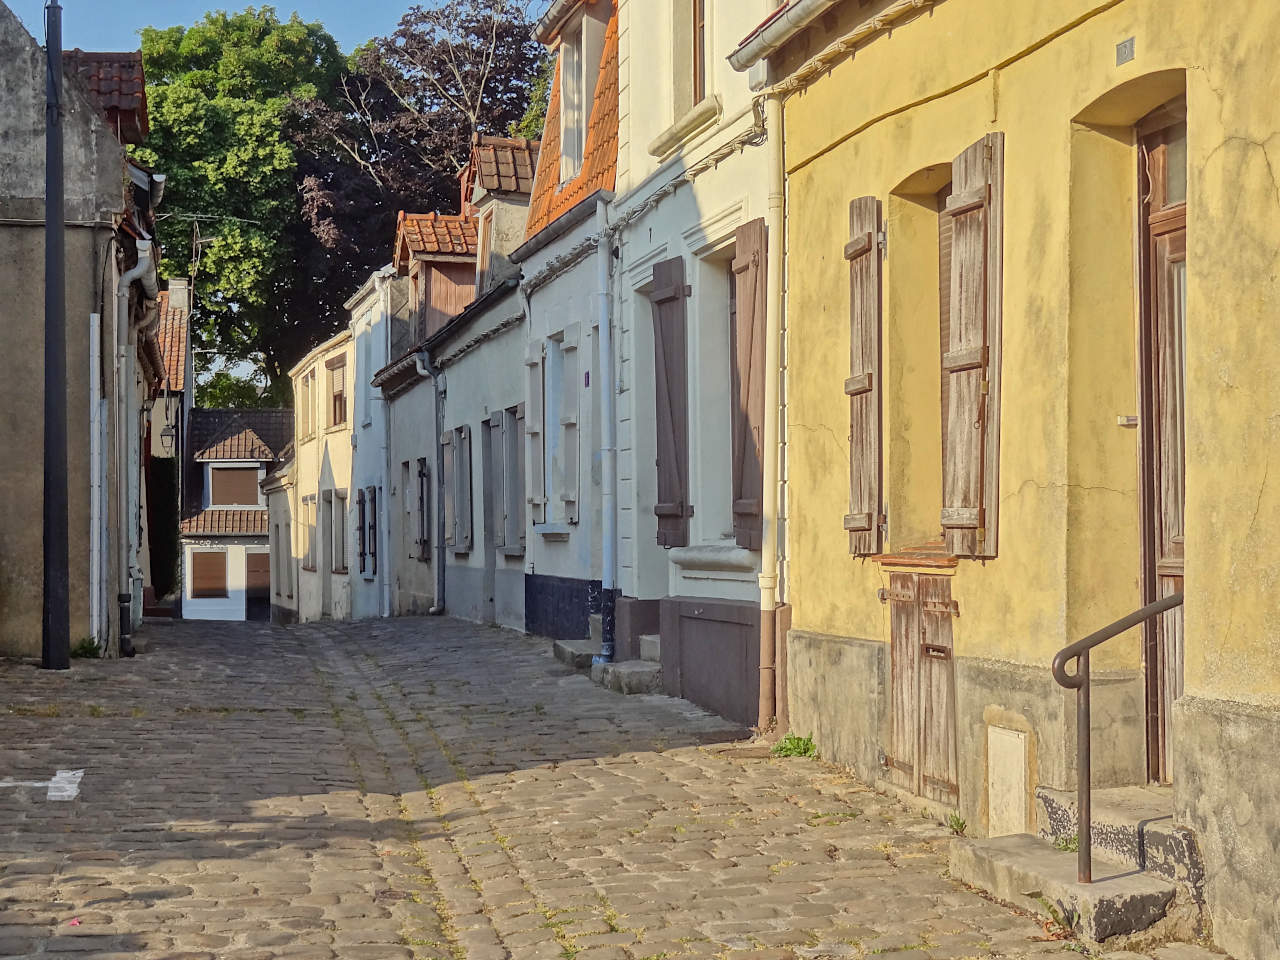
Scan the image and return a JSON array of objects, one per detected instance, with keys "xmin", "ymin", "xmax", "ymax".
[
  {"xmin": 369, "ymin": 487, "xmax": 378, "ymax": 575},
  {"xmin": 441, "ymin": 430, "xmax": 455, "ymax": 546},
  {"xmin": 650, "ymin": 256, "xmax": 691, "ymax": 547},
  {"xmin": 417, "ymin": 458, "xmax": 430, "ymax": 556},
  {"xmin": 885, "ymin": 572, "xmax": 917, "ymax": 791},
  {"xmin": 489, "ymin": 412, "xmax": 506, "ymax": 548},
  {"xmin": 918, "ymin": 575, "xmax": 959, "ymax": 805},
  {"xmin": 191, "ymin": 550, "xmax": 227, "ymax": 599},
  {"xmin": 731, "ymin": 218, "xmax": 767, "ymax": 550},
  {"xmin": 560, "ymin": 324, "xmax": 581, "ymax": 523},
  {"xmin": 512, "ymin": 404, "xmax": 526, "ymax": 547},
  {"xmin": 211, "ymin": 467, "xmax": 260, "ymax": 506},
  {"xmin": 357, "ymin": 490, "xmax": 367, "ymax": 572},
  {"xmin": 524, "ymin": 341, "xmax": 546, "ymax": 523},
  {"xmin": 941, "ymin": 132, "xmax": 1003, "ymax": 558},
  {"xmin": 844, "ymin": 196, "xmax": 884, "ymax": 555},
  {"xmin": 458, "ymin": 425, "xmax": 473, "ymax": 550}
]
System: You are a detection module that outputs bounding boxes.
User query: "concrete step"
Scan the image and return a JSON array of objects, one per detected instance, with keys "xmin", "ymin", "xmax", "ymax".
[
  {"xmin": 552, "ymin": 636, "xmax": 597, "ymax": 671},
  {"xmin": 639, "ymin": 633, "xmax": 661, "ymax": 662},
  {"xmin": 1036, "ymin": 785, "xmax": 1206, "ymax": 898},
  {"xmin": 950, "ymin": 833, "xmax": 1176, "ymax": 942},
  {"xmin": 590, "ymin": 659, "xmax": 662, "ymax": 695}
]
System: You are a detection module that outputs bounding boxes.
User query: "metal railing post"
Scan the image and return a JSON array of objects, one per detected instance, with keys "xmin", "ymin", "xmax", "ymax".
[{"xmin": 1078, "ymin": 649, "xmax": 1091, "ymax": 883}]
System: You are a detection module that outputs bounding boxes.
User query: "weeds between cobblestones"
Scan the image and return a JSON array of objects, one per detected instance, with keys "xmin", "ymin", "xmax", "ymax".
[{"xmin": 0, "ymin": 616, "xmax": 1176, "ymax": 959}]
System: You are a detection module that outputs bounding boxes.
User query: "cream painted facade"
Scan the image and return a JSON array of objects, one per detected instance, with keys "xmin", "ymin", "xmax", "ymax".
[
  {"xmin": 607, "ymin": 0, "xmax": 780, "ymax": 722},
  {"xmin": 289, "ymin": 331, "xmax": 356, "ymax": 623},
  {"xmin": 742, "ymin": 1, "xmax": 1280, "ymax": 956}
]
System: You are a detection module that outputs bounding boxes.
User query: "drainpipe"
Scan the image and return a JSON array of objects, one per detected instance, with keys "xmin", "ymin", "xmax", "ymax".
[
  {"xmin": 415, "ymin": 349, "xmax": 446, "ymax": 614},
  {"xmin": 592, "ymin": 197, "xmax": 618, "ymax": 662},
  {"xmin": 758, "ymin": 92, "xmax": 785, "ymax": 728},
  {"xmin": 89, "ymin": 311, "xmax": 102, "ymax": 648},
  {"xmin": 114, "ymin": 239, "xmax": 157, "ymax": 650},
  {"xmin": 376, "ymin": 270, "xmax": 393, "ymax": 618}
]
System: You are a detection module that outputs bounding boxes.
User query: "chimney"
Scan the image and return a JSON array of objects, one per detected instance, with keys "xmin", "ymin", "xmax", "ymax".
[{"xmin": 168, "ymin": 278, "xmax": 190, "ymax": 313}]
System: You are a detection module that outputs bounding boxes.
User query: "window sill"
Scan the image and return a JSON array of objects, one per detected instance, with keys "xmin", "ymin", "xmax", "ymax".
[
  {"xmin": 647, "ymin": 95, "xmax": 723, "ymax": 161},
  {"xmin": 668, "ymin": 543, "xmax": 757, "ymax": 572},
  {"xmin": 535, "ymin": 522, "xmax": 571, "ymax": 542},
  {"xmin": 325, "ymin": 423, "xmax": 348, "ymax": 435},
  {"xmin": 301, "ymin": 564, "xmax": 317, "ymax": 573},
  {"xmin": 501, "ymin": 545, "xmax": 526, "ymax": 559},
  {"xmin": 333, "ymin": 567, "xmax": 348, "ymax": 575},
  {"xmin": 451, "ymin": 545, "xmax": 472, "ymax": 556}
]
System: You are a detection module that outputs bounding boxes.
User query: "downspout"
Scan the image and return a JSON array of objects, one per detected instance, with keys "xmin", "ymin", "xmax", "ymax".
[
  {"xmin": 593, "ymin": 197, "xmax": 618, "ymax": 662},
  {"xmin": 415, "ymin": 349, "xmax": 446, "ymax": 614},
  {"xmin": 758, "ymin": 92, "xmax": 785, "ymax": 728},
  {"xmin": 89, "ymin": 310, "xmax": 102, "ymax": 649},
  {"xmin": 114, "ymin": 238, "xmax": 155, "ymax": 648},
  {"xmin": 376, "ymin": 271, "xmax": 393, "ymax": 618}
]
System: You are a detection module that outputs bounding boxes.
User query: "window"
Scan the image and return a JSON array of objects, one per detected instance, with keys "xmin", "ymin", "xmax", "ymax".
[
  {"xmin": 273, "ymin": 523, "xmax": 282, "ymax": 596},
  {"xmin": 302, "ymin": 496, "xmax": 317, "ymax": 570},
  {"xmin": 442, "ymin": 426, "xmax": 473, "ymax": 551},
  {"xmin": 558, "ymin": 8, "xmax": 606, "ymax": 182},
  {"xmin": 544, "ymin": 327, "xmax": 581, "ymax": 524},
  {"xmin": 524, "ymin": 342, "xmax": 547, "ymax": 524},
  {"xmin": 299, "ymin": 369, "xmax": 316, "ymax": 436},
  {"xmin": 332, "ymin": 490, "xmax": 348, "ymax": 572},
  {"xmin": 417, "ymin": 458, "xmax": 431, "ymax": 561},
  {"xmin": 210, "ymin": 466, "xmax": 260, "ymax": 507},
  {"xmin": 328, "ymin": 358, "xmax": 347, "ymax": 427},
  {"xmin": 191, "ymin": 550, "xmax": 228, "ymax": 599},
  {"xmin": 692, "ymin": 0, "xmax": 706, "ymax": 107},
  {"xmin": 283, "ymin": 520, "xmax": 293, "ymax": 597}
]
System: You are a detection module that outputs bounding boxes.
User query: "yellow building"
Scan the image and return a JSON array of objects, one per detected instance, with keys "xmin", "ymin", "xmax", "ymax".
[{"xmin": 732, "ymin": 1, "xmax": 1280, "ymax": 955}]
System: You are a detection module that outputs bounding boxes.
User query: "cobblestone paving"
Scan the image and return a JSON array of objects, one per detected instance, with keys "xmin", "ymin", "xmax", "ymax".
[{"xmin": 0, "ymin": 617, "xmax": 1159, "ymax": 959}]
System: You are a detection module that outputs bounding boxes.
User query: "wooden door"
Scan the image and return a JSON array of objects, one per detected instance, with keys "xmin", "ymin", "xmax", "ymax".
[
  {"xmin": 1139, "ymin": 108, "xmax": 1187, "ymax": 783},
  {"xmin": 245, "ymin": 551, "xmax": 271, "ymax": 621},
  {"xmin": 886, "ymin": 573, "xmax": 959, "ymax": 803}
]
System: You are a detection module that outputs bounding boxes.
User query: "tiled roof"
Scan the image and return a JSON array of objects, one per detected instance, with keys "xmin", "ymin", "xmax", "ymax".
[
  {"xmin": 470, "ymin": 136, "xmax": 541, "ymax": 196},
  {"xmin": 394, "ymin": 212, "xmax": 479, "ymax": 273},
  {"xmin": 62, "ymin": 49, "xmax": 148, "ymax": 144},
  {"xmin": 524, "ymin": 3, "xmax": 618, "ymax": 240},
  {"xmin": 180, "ymin": 509, "xmax": 268, "ymax": 536},
  {"xmin": 153, "ymin": 291, "xmax": 188, "ymax": 392},
  {"xmin": 189, "ymin": 408, "xmax": 292, "ymax": 462}
]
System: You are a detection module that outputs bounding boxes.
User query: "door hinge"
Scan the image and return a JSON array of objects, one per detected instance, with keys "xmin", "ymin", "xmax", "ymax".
[
  {"xmin": 877, "ymin": 229, "xmax": 888, "ymax": 256},
  {"xmin": 877, "ymin": 587, "xmax": 889, "ymax": 604}
]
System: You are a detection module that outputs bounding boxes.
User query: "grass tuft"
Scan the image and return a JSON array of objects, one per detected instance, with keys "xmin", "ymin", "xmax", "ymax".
[{"xmin": 771, "ymin": 733, "xmax": 818, "ymax": 758}]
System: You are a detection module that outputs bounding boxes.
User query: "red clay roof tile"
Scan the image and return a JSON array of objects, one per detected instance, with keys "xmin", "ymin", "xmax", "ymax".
[
  {"xmin": 153, "ymin": 291, "xmax": 188, "ymax": 393},
  {"xmin": 180, "ymin": 509, "xmax": 268, "ymax": 536},
  {"xmin": 393, "ymin": 212, "xmax": 479, "ymax": 273},
  {"xmin": 470, "ymin": 136, "xmax": 541, "ymax": 196},
  {"xmin": 63, "ymin": 49, "xmax": 148, "ymax": 143}
]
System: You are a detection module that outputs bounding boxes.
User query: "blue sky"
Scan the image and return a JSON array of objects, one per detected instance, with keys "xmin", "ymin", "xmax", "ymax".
[{"xmin": 8, "ymin": 1, "xmax": 419, "ymax": 56}]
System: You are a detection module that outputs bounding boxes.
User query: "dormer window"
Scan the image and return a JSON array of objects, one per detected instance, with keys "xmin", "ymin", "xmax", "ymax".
[
  {"xmin": 208, "ymin": 465, "xmax": 263, "ymax": 508},
  {"xmin": 559, "ymin": 5, "xmax": 607, "ymax": 183},
  {"xmin": 674, "ymin": 0, "xmax": 710, "ymax": 119}
]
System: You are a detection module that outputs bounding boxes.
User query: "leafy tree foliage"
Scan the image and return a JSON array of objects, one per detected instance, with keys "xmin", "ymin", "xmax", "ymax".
[
  {"xmin": 510, "ymin": 51, "xmax": 554, "ymax": 140},
  {"xmin": 195, "ymin": 370, "xmax": 271, "ymax": 409},
  {"xmin": 134, "ymin": 7, "xmax": 343, "ymax": 387}
]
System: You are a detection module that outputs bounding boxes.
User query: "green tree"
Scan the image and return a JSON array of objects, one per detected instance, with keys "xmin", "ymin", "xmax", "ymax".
[
  {"xmin": 133, "ymin": 7, "xmax": 344, "ymax": 390},
  {"xmin": 195, "ymin": 370, "xmax": 272, "ymax": 409},
  {"xmin": 510, "ymin": 51, "xmax": 554, "ymax": 140}
]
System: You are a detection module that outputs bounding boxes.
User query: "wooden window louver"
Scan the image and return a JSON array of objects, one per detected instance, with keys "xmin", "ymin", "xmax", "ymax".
[
  {"xmin": 845, "ymin": 196, "xmax": 884, "ymax": 555},
  {"xmin": 940, "ymin": 133, "xmax": 1004, "ymax": 559},
  {"xmin": 650, "ymin": 256, "xmax": 692, "ymax": 548},
  {"xmin": 731, "ymin": 218, "xmax": 768, "ymax": 550}
]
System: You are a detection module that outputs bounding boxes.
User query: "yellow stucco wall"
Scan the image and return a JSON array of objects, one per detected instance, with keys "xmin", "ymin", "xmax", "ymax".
[{"xmin": 780, "ymin": 0, "xmax": 1280, "ymax": 703}]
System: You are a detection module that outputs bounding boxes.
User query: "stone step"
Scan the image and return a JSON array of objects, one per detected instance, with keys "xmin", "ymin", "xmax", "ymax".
[
  {"xmin": 639, "ymin": 633, "xmax": 661, "ymax": 662},
  {"xmin": 950, "ymin": 833, "xmax": 1176, "ymax": 942},
  {"xmin": 589, "ymin": 613, "xmax": 602, "ymax": 646},
  {"xmin": 1036, "ymin": 785, "xmax": 1205, "ymax": 897},
  {"xmin": 552, "ymin": 636, "xmax": 597, "ymax": 671},
  {"xmin": 589, "ymin": 659, "xmax": 662, "ymax": 695}
]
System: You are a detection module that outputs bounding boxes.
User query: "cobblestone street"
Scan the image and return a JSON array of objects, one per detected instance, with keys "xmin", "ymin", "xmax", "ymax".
[{"xmin": 0, "ymin": 618, "xmax": 1141, "ymax": 959}]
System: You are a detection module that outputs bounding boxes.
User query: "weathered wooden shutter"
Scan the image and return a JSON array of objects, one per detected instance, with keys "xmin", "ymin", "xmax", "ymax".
[
  {"xmin": 918, "ymin": 575, "xmax": 959, "ymax": 805},
  {"xmin": 524, "ymin": 342, "xmax": 546, "ymax": 524},
  {"xmin": 940, "ymin": 133, "xmax": 1003, "ymax": 558},
  {"xmin": 885, "ymin": 572, "xmax": 918, "ymax": 791},
  {"xmin": 845, "ymin": 196, "xmax": 884, "ymax": 555},
  {"xmin": 513, "ymin": 404, "xmax": 527, "ymax": 547},
  {"xmin": 417, "ymin": 458, "xmax": 430, "ymax": 555},
  {"xmin": 457, "ymin": 425, "xmax": 473, "ymax": 550},
  {"xmin": 441, "ymin": 430, "xmax": 455, "ymax": 546},
  {"xmin": 731, "ymin": 218, "xmax": 767, "ymax": 550},
  {"xmin": 650, "ymin": 256, "xmax": 691, "ymax": 547},
  {"xmin": 489, "ymin": 412, "xmax": 506, "ymax": 548},
  {"xmin": 559, "ymin": 324, "xmax": 581, "ymax": 523},
  {"xmin": 357, "ymin": 489, "xmax": 367, "ymax": 572},
  {"xmin": 369, "ymin": 487, "xmax": 378, "ymax": 575}
]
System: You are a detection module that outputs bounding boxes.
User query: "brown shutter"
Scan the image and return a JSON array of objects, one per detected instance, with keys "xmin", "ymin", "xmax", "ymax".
[
  {"xmin": 190, "ymin": 550, "xmax": 227, "ymax": 598},
  {"xmin": 845, "ymin": 196, "xmax": 884, "ymax": 555},
  {"xmin": 731, "ymin": 218, "xmax": 767, "ymax": 550},
  {"xmin": 650, "ymin": 256, "xmax": 691, "ymax": 547},
  {"xmin": 489, "ymin": 412, "xmax": 506, "ymax": 548},
  {"xmin": 941, "ymin": 133, "xmax": 1003, "ymax": 559},
  {"xmin": 211, "ymin": 467, "xmax": 260, "ymax": 506},
  {"xmin": 937, "ymin": 183, "xmax": 954, "ymax": 422},
  {"xmin": 369, "ymin": 487, "xmax": 378, "ymax": 575},
  {"xmin": 458, "ymin": 425, "xmax": 473, "ymax": 550},
  {"xmin": 357, "ymin": 489, "xmax": 367, "ymax": 571}
]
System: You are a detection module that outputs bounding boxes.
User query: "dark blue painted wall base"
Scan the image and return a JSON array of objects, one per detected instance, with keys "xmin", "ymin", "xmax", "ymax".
[{"xmin": 525, "ymin": 573, "xmax": 602, "ymax": 644}]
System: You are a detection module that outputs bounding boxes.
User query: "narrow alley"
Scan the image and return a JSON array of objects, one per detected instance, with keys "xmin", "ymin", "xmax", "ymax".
[{"xmin": 0, "ymin": 621, "xmax": 1205, "ymax": 959}]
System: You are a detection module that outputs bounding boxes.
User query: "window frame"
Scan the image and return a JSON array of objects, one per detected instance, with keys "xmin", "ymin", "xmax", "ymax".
[
  {"xmin": 207, "ymin": 463, "xmax": 264, "ymax": 509},
  {"xmin": 332, "ymin": 489, "xmax": 348, "ymax": 573},
  {"xmin": 327, "ymin": 356, "xmax": 347, "ymax": 428}
]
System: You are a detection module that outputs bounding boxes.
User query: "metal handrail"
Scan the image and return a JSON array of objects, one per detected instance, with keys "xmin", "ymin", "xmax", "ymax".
[{"xmin": 1051, "ymin": 591, "xmax": 1184, "ymax": 882}]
